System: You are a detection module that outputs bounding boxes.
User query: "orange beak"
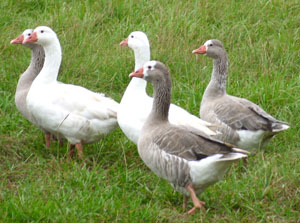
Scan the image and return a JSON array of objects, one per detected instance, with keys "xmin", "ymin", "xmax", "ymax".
[
  {"xmin": 10, "ymin": 34, "xmax": 24, "ymax": 44},
  {"xmin": 120, "ymin": 38, "xmax": 128, "ymax": 46},
  {"xmin": 192, "ymin": 45, "xmax": 206, "ymax": 54},
  {"xmin": 129, "ymin": 67, "xmax": 144, "ymax": 78},
  {"xmin": 23, "ymin": 32, "xmax": 38, "ymax": 44}
]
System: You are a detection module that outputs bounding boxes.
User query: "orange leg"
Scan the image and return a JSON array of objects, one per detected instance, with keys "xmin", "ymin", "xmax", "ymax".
[
  {"xmin": 75, "ymin": 143, "xmax": 83, "ymax": 159},
  {"xmin": 59, "ymin": 139, "xmax": 65, "ymax": 147},
  {"xmin": 183, "ymin": 195, "xmax": 188, "ymax": 210},
  {"xmin": 69, "ymin": 144, "xmax": 75, "ymax": 158},
  {"xmin": 185, "ymin": 185, "xmax": 206, "ymax": 215},
  {"xmin": 45, "ymin": 133, "xmax": 51, "ymax": 147}
]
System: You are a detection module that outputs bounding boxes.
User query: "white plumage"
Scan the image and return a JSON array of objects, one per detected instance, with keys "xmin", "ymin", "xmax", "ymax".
[
  {"xmin": 24, "ymin": 26, "xmax": 119, "ymax": 154},
  {"xmin": 118, "ymin": 31, "xmax": 217, "ymax": 144}
]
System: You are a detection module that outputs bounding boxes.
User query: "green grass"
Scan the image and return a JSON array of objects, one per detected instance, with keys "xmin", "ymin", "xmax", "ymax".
[{"xmin": 1, "ymin": 0, "xmax": 300, "ymax": 222}]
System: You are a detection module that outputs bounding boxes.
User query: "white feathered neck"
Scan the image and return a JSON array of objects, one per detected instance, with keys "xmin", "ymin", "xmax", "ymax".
[
  {"xmin": 34, "ymin": 35, "xmax": 62, "ymax": 84},
  {"xmin": 126, "ymin": 41, "xmax": 150, "ymax": 92}
]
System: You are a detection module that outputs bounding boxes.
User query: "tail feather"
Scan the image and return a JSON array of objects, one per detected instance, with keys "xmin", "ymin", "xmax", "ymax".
[
  {"xmin": 217, "ymin": 152, "xmax": 247, "ymax": 162},
  {"xmin": 272, "ymin": 123, "xmax": 290, "ymax": 132},
  {"xmin": 231, "ymin": 147, "xmax": 250, "ymax": 155}
]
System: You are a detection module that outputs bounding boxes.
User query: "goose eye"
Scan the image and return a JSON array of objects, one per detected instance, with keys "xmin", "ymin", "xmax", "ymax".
[
  {"xmin": 27, "ymin": 33, "xmax": 31, "ymax": 36},
  {"xmin": 131, "ymin": 35, "xmax": 134, "ymax": 38},
  {"xmin": 40, "ymin": 30, "xmax": 44, "ymax": 33},
  {"xmin": 209, "ymin": 43, "xmax": 213, "ymax": 46},
  {"xmin": 147, "ymin": 66, "xmax": 152, "ymax": 70}
]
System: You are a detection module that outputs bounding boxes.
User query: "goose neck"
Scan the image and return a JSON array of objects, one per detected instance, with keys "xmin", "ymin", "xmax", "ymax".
[
  {"xmin": 16, "ymin": 45, "xmax": 45, "ymax": 92},
  {"xmin": 29, "ymin": 44, "xmax": 45, "ymax": 75},
  {"xmin": 133, "ymin": 46, "xmax": 150, "ymax": 71},
  {"xmin": 36, "ymin": 39, "xmax": 62, "ymax": 83},
  {"xmin": 127, "ymin": 77, "xmax": 147, "ymax": 92},
  {"xmin": 204, "ymin": 54, "xmax": 228, "ymax": 97},
  {"xmin": 148, "ymin": 78, "xmax": 171, "ymax": 122}
]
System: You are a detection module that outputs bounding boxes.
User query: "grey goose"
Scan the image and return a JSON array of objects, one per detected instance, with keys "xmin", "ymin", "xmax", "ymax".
[
  {"xmin": 129, "ymin": 60, "xmax": 247, "ymax": 214},
  {"xmin": 193, "ymin": 39, "xmax": 290, "ymax": 152}
]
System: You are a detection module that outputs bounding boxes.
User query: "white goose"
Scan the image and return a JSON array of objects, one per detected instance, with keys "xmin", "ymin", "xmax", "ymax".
[
  {"xmin": 23, "ymin": 26, "xmax": 119, "ymax": 158},
  {"xmin": 193, "ymin": 39, "xmax": 290, "ymax": 152},
  {"xmin": 118, "ymin": 31, "xmax": 217, "ymax": 144},
  {"xmin": 130, "ymin": 61, "xmax": 247, "ymax": 214},
  {"xmin": 11, "ymin": 29, "xmax": 63, "ymax": 147}
]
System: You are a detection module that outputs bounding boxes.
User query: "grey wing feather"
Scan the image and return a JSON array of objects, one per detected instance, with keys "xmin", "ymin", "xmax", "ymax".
[
  {"xmin": 214, "ymin": 96, "xmax": 274, "ymax": 131},
  {"xmin": 153, "ymin": 125, "xmax": 234, "ymax": 161},
  {"xmin": 238, "ymin": 97, "xmax": 289, "ymax": 125}
]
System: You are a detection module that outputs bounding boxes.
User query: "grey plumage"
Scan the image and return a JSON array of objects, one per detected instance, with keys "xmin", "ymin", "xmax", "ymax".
[
  {"xmin": 194, "ymin": 39, "xmax": 290, "ymax": 151},
  {"xmin": 15, "ymin": 43, "xmax": 45, "ymax": 121},
  {"xmin": 133, "ymin": 61, "xmax": 247, "ymax": 213}
]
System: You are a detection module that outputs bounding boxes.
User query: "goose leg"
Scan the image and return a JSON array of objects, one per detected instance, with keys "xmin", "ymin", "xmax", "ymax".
[
  {"xmin": 69, "ymin": 144, "xmax": 75, "ymax": 158},
  {"xmin": 183, "ymin": 195, "xmax": 188, "ymax": 210},
  {"xmin": 45, "ymin": 133, "xmax": 51, "ymax": 147},
  {"xmin": 75, "ymin": 143, "xmax": 83, "ymax": 159},
  {"xmin": 54, "ymin": 135, "xmax": 65, "ymax": 147},
  {"xmin": 185, "ymin": 184, "xmax": 205, "ymax": 215},
  {"xmin": 59, "ymin": 139, "xmax": 65, "ymax": 147},
  {"xmin": 50, "ymin": 134, "xmax": 64, "ymax": 146}
]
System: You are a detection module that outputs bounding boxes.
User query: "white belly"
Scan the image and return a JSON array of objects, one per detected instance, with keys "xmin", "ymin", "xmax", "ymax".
[{"xmin": 237, "ymin": 129, "xmax": 267, "ymax": 151}]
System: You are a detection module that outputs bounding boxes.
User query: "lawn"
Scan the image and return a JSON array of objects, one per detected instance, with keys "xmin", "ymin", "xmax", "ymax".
[{"xmin": 0, "ymin": 0, "xmax": 299, "ymax": 222}]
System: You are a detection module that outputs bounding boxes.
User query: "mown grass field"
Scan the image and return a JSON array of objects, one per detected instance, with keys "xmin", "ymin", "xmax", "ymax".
[{"xmin": 0, "ymin": 0, "xmax": 300, "ymax": 222}]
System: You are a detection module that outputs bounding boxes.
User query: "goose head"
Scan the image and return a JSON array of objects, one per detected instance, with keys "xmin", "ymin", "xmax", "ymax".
[
  {"xmin": 120, "ymin": 31, "xmax": 150, "ymax": 51},
  {"xmin": 23, "ymin": 26, "xmax": 58, "ymax": 46},
  {"xmin": 192, "ymin": 39, "xmax": 226, "ymax": 59},
  {"xmin": 11, "ymin": 29, "xmax": 33, "ymax": 45},
  {"xmin": 129, "ymin": 60, "xmax": 169, "ymax": 85}
]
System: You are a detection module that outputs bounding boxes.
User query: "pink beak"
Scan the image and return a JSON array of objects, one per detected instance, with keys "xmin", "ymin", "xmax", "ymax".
[
  {"xmin": 10, "ymin": 34, "xmax": 24, "ymax": 44},
  {"xmin": 23, "ymin": 32, "xmax": 38, "ymax": 44},
  {"xmin": 120, "ymin": 38, "xmax": 129, "ymax": 46},
  {"xmin": 192, "ymin": 45, "xmax": 206, "ymax": 54},
  {"xmin": 129, "ymin": 67, "xmax": 144, "ymax": 78}
]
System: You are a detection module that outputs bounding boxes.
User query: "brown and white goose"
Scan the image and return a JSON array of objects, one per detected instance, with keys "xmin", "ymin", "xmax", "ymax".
[
  {"xmin": 11, "ymin": 29, "xmax": 57, "ymax": 147},
  {"xmin": 130, "ymin": 60, "xmax": 247, "ymax": 214},
  {"xmin": 192, "ymin": 39, "xmax": 290, "ymax": 152}
]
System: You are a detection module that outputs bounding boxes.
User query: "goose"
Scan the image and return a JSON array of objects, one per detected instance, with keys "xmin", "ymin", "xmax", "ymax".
[
  {"xmin": 130, "ymin": 60, "xmax": 248, "ymax": 214},
  {"xmin": 23, "ymin": 26, "xmax": 119, "ymax": 158},
  {"xmin": 11, "ymin": 29, "xmax": 59, "ymax": 147},
  {"xmin": 192, "ymin": 39, "xmax": 290, "ymax": 152},
  {"xmin": 118, "ymin": 31, "xmax": 217, "ymax": 144}
]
